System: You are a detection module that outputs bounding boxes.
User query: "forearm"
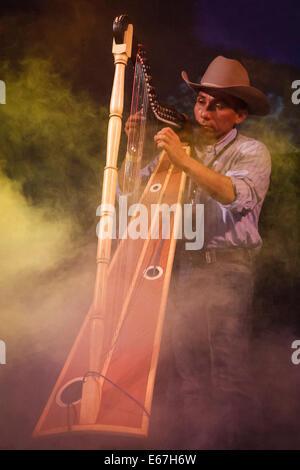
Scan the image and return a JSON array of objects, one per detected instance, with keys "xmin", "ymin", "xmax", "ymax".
[
  {"xmin": 181, "ymin": 152, "xmax": 235, "ymax": 205},
  {"xmin": 154, "ymin": 126, "xmax": 235, "ymax": 204}
]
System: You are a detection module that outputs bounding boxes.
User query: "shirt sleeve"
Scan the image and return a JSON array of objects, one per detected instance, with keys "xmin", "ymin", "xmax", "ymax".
[
  {"xmin": 221, "ymin": 140, "xmax": 271, "ymax": 215},
  {"xmin": 117, "ymin": 155, "xmax": 160, "ymax": 199},
  {"xmin": 140, "ymin": 155, "xmax": 159, "ymax": 180}
]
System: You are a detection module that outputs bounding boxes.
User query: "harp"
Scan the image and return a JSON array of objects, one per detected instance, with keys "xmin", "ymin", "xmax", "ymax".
[{"xmin": 34, "ymin": 15, "xmax": 190, "ymax": 439}]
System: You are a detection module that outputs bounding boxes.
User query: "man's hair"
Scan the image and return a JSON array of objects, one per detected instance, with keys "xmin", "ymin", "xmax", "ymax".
[
  {"xmin": 230, "ymin": 96, "xmax": 248, "ymax": 113},
  {"xmin": 217, "ymin": 92, "xmax": 248, "ymax": 113}
]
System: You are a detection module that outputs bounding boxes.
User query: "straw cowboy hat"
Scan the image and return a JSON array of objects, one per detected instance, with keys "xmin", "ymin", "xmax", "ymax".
[{"xmin": 182, "ymin": 56, "xmax": 270, "ymax": 116}]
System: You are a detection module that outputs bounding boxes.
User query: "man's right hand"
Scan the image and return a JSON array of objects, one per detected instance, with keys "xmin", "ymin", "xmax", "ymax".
[{"xmin": 124, "ymin": 110, "xmax": 145, "ymax": 137}]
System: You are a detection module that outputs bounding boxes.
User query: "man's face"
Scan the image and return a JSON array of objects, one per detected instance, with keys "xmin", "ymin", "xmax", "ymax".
[{"xmin": 194, "ymin": 91, "xmax": 248, "ymax": 142}]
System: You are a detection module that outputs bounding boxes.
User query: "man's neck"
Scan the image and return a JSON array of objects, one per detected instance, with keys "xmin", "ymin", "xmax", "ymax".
[{"xmin": 196, "ymin": 127, "xmax": 236, "ymax": 147}]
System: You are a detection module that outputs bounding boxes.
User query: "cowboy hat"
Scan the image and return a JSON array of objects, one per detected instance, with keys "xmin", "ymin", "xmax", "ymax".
[{"xmin": 182, "ymin": 56, "xmax": 270, "ymax": 116}]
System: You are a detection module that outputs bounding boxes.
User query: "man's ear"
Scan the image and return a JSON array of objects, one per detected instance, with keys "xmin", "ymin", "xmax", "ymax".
[{"xmin": 235, "ymin": 109, "xmax": 248, "ymax": 125}]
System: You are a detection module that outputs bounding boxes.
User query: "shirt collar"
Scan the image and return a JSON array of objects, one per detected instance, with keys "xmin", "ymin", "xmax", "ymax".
[{"xmin": 204, "ymin": 128, "xmax": 237, "ymax": 155}]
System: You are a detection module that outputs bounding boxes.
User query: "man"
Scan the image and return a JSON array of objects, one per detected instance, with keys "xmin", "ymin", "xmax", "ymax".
[{"xmin": 153, "ymin": 56, "xmax": 271, "ymax": 449}]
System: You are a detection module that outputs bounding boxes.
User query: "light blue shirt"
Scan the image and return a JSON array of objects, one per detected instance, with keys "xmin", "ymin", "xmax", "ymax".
[{"xmin": 193, "ymin": 129, "xmax": 271, "ymax": 250}]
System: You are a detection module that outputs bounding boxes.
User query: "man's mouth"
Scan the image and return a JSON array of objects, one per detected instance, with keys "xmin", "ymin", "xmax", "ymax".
[{"xmin": 201, "ymin": 124, "xmax": 214, "ymax": 131}]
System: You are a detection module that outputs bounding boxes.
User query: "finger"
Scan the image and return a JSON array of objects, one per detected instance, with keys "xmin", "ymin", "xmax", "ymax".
[
  {"xmin": 155, "ymin": 136, "xmax": 169, "ymax": 146},
  {"xmin": 157, "ymin": 129, "xmax": 179, "ymax": 143},
  {"xmin": 155, "ymin": 130, "xmax": 173, "ymax": 140},
  {"xmin": 156, "ymin": 141, "xmax": 167, "ymax": 150},
  {"xmin": 158, "ymin": 127, "xmax": 173, "ymax": 137},
  {"xmin": 154, "ymin": 136, "xmax": 170, "ymax": 146}
]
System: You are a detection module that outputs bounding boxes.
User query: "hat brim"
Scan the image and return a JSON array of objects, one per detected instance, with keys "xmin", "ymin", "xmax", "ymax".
[{"xmin": 182, "ymin": 71, "xmax": 270, "ymax": 116}]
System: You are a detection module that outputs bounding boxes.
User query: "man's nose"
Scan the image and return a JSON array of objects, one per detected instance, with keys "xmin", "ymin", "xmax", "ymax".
[{"xmin": 198, "ymin": 105, "xmax": 211, "ymax": 119}]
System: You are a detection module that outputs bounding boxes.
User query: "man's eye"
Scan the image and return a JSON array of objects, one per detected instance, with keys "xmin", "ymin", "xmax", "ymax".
[
  {"xmin": 215, "ymin": 102, "xmax": 227, "ymax": 109},
  {"xmin": 197, "ymin": 99, "xmax": 205, "ymax": 105}
]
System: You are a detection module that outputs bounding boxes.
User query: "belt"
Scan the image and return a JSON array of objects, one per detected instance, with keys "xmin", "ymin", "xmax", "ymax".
[{"xmin": 180, "ymin": 247, "xmax": 255, "ymax": 266}]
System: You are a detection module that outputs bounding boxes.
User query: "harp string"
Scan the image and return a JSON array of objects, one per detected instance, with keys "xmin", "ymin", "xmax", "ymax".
[
  {"xmin": 114, "ymin": 48, "xmax": 148, "ymax": 324},
  {"xmin": 98, "ymin": 48, "xmax": 163, "ymax": 369},
  {"xmin": 122, "ymin": 47, "xmax": 149, "ymax": 199}
]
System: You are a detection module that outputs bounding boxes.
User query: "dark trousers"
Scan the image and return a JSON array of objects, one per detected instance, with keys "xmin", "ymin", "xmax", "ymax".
[{"xmin": 163, "ymin": 258, "xmax": 258, "ymax": 449}]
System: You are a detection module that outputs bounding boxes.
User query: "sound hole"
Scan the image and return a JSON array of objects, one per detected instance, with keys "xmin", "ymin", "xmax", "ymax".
[
  {"xmin": 143, "ymin": 265, "xmax": 163, "ymax": 280},
  {"xmin": 150, "ymin": 183, "xmax": 162, "ymax": 193},
  {"xmin": 56, "ymin": 377, "xmax": 83, "ymax": 408}
]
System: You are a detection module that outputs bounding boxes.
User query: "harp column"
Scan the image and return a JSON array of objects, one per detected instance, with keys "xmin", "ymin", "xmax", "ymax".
[{"xmin": 80, "ymin": 19, "xmax": 133, "ymax": 425}]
